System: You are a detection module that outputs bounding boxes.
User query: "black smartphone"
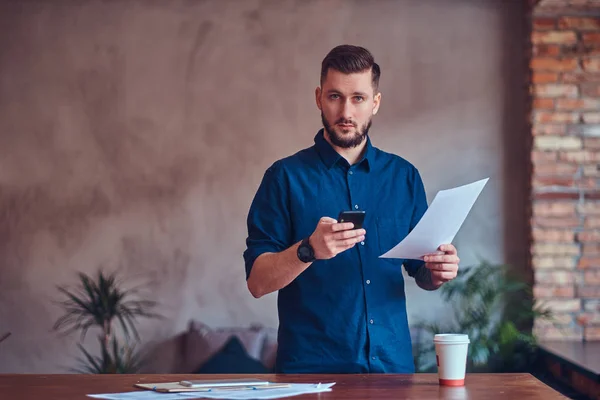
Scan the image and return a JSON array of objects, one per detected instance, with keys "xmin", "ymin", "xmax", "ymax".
[{"xmin": 337, "ymin": 210, "xmax": 366, "ymax": 229}]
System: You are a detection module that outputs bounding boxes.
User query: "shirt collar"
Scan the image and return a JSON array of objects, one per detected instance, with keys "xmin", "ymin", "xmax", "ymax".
[{"xmin": 313, "ymin": 129, "xmax": 372, "ymax": 172}]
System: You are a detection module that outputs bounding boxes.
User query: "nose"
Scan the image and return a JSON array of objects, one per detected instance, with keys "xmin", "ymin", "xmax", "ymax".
[{"xmin": 341, "ymin": 99, "xmax": 353, "ymax": 120}]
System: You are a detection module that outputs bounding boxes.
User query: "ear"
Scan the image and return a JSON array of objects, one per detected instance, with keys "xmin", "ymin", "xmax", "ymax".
[
  {"xmin": 372, "ymin": 92, "xmax": 381, "ymax": 115},
  {"xmin": 315, "ymin": 87, "xmax": 322, "ymax": 111}
]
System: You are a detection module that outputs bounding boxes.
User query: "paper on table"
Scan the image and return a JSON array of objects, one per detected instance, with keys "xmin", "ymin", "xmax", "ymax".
[
  {"xmin": 88, "ymin": 383, "xmax": 335, "ymax": 400},
  {"xmin": 178, "ymin": 382, "xmax": 335, "ymax": 399},
  {"xmin": 379, "ymin": 178, "xmax": 489, "ymax": 260}
]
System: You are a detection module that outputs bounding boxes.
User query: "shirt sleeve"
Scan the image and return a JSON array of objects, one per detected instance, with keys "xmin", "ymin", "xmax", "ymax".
[
  {"xmin": 243, "ymin": 162, "xmax": 292, "ymax": 280},
  {"xmin": 404, "ymin": 167, "xmax": 429, "ymax": 278}
]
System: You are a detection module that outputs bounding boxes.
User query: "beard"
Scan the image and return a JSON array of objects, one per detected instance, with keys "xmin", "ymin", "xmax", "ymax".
[{"xmin": 321, "ymin": 112, "xmax": 371, "ymax": 149}]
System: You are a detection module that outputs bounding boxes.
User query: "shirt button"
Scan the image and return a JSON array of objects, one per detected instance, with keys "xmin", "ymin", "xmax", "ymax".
[
  {"xmin": 372, "ymin": 356, "xmax": 377, "ymax": 360},
  {"xmin": 361, "ymin": 241, "xmax": 365, "ymax": 245},
  {"xmin": 370, "ymin": 319, "xmax": 374, "ymax": 324},
  {"xmin": 349, "ymin": 170, "xmax": 353, "ymax": 175},
  {"xmin": 354, "ymin": 205, "xmax": 359, "ymax": 209},
  {"xmin": 366, "ymin": 280, "xmax": 371, "ymax": 284}
]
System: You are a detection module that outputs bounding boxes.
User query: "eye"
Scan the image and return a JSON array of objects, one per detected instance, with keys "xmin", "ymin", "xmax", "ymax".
[
  {"xmin": 329, "ymin": 94, "xmax": 340, "ymax": 100},
  {"xmin": 354, "ymin": 96, "xmax": 364, "ymax": 102}
]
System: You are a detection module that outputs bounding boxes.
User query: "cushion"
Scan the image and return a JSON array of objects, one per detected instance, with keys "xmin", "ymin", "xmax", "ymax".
[
  {"xmin": 183, "ymin": 321, "xmax": 268, "ymax": 373},
  {"xmin": 194, "ymin": 336, "xmax": 269, "ymax": 373}
]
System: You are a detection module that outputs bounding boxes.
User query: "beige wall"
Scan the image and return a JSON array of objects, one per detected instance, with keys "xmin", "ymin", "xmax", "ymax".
[{"xmin": 0, "ymin": 0, "xmax": 528, "ymax": 372}]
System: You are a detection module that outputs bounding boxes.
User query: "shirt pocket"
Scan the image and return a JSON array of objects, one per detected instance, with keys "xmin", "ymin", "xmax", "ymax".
[{"xmin": 376, "ymin": 217, "xmax": 410, "ymax": 265}]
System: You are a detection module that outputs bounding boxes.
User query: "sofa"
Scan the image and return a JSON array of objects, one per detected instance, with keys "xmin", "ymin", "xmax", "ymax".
[
  {"xmin": 141, "ymin": 321, "xmax": 424, "ymax": 374},
  {"xmin": 140, "ymin": 321, "xmax": 278, "ymax": 374}
]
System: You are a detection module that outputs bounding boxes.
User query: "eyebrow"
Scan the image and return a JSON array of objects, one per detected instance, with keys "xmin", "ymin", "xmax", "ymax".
[{"xmin": 326, "ymin": 90, "xmax": 368, "ymax": 97}]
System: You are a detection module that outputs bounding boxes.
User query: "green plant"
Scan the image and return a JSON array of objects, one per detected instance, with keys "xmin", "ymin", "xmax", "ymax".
[
  {"xmin": 53, "ymin": 270, "xmax": 160, "ymax": 373},
  {"xmin": 413, "ymin": 261, "xmax": 553, "ymax": 373}
]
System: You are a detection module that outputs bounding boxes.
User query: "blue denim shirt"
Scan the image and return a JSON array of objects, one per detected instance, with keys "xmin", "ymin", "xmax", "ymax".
[{"xmin": 244, "ymin": 129, "xmax": 428, "ymax": 373}]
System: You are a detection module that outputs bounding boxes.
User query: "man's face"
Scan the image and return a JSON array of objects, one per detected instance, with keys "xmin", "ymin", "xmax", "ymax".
[{"xmin": 316, "ymin": 69, "xmax": 381, "ymax": 149}]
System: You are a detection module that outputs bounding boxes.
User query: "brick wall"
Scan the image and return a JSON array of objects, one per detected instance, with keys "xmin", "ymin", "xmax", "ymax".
[{"xmin": 531, "ymin": 0, "xmax": 600, "ymax": 341}]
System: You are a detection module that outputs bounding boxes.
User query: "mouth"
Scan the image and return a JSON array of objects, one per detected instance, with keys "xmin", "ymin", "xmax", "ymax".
[{"xmin": 337, "ymin": 123, "xmax": 355, "ymax": 129}]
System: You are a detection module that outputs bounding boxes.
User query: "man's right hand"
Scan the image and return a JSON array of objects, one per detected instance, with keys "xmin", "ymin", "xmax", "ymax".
[{"xmin": 309, "ymin": 217, "xmax": 366, "ymax": 260}]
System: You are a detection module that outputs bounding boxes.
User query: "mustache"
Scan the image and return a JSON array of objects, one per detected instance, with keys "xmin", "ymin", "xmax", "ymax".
[{"xmin": 336, "ymin": 119, "xmax": 357, "ymax": 126}]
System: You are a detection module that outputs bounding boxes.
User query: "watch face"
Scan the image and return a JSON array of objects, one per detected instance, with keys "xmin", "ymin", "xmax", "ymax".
[
  {"xmin": 298, "ymin": 241, "xmax": 314, "ymax": 262},
  {"xmin": 299, "ymin": 246, "xmax": 310, "ymax": 258}
]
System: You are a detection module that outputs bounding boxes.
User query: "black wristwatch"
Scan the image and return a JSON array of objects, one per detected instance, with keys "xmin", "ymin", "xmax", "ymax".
[{"xmin": 297, "ymin": 236, "xmax": 316, "ymax": 263}]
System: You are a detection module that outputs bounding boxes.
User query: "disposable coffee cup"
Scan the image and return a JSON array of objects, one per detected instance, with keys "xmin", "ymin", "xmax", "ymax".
[{"xmin": 434, "ymin": 334, "xmax": 470, "ymax": 386}]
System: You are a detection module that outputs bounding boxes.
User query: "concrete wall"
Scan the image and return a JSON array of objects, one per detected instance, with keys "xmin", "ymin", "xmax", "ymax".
[{"xmin": 0, "ymin": 0, "xmax": 528, "ymax": 372}]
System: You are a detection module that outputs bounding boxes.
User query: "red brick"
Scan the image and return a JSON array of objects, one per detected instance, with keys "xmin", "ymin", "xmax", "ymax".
[
  {"xmin": 583, "ymin": 164, "xmax": 600, "ymax": 176},
  {"xmin": 585, "ymin": 326, "xmax": 600, "ymax": 341},
  {"xmin": 532, "ymin": 256, "xmax": 577, "ymax": 269},
  {"xmin": 583, "ymin": 113, "xmax": 600, "ymax": 123},
  {"xmin": 533, "ymin": 44, "xmax": 561, "ymax": 57},
  {"xmin": 534, "ymin": 324, "xmax": 583, "ymax": 341},
  {"xmin": 575, "ymin": 312, "xmax": 600, "ymax": 326},
  {"xmin": 533, "ymin": 216, "xmax": 581, "ymax": 228},
  {"xmin": 532, "ymin": 72, "xmax": 560, "ymax": 84},
  {"xmin": 533, "ymin": 177, "xmax": 593, "ymax": 189},
  {"xmin": 577, "ymin": 231, "xmax": 600, "ymax": 242},
  {"xmin": 531, "ymin": 57, "xmax": 579, "ymax": 71},
  {"xmin": 533, "ymin": 162, "xmax": 578, "ymax": 175},
  {"xmin": 582, "ymin": 244, "xmax": 600, "ymax": 255},
  {"xmin": 532, "ymin": 125, "xmax": 567, "ymax": 135},
  {"xmin": 579, "ymin": 286, "xmax": 600, "ymax": 297},
  {"xmin": 558, "ymin": 17, "xmax": 600, "ymax": 31},
  {"xmin": 583, "ymin": 58, "xmax": 600, "ymax": 72},
  {"xmin": 533, "ymin": 177, "xmax": 572, "ymax": 187},
  {"xmin": 533, "ymin": 202, "xmax": 577, "ymax": 217},
  {"xmin": 535, "ymin": 270, "xmax": 576, "ymax": 285},
  {"xmin": 534, "ymin": 98, "xmax": 555, "ymax": 109},
  {"xmin": 581, "ymin": 83, "xmax": 600, "ymax": 97},
  {"xmin": 584, "ymin": 47, "xmax": 600, "ymax": 57},
  {"xmin": 556, "ymin": 98, "xmax": 600, "ymax": 110},
  {"xmin": 584, "ymin": 191, "xmax": 600, "ymax": 200},
  {"xmin": 532, "ymin": 31, "xmax": 577, "ymax": 45},
  {"xmin": 562, "ymin": 72, "xmax": 600, "ymax": 83},
  {"xmin": 533, "ymin": 83, "xmax": 578, "ymax": 98},
  {"xmin": 545, "ymin": 299, "xmax": 582, "ymax": 313},
  {"xmin": 559, "ymin": 150, "xmax": 600, "ymax": 163},
  {"xmin": 534, "ymin": 192, "xmax": 580, "ymax": 200},
  {"xmin": 584, "ymin": 270, "xmax": 600, "ymax": 284},
  {"xmin": 583, "ymin": 138, "xmax": 600, "ymax": 149},
  {"xmin": 533, "ymin": 285, "xmax": 575, "ymax": 298},
  {"xmin": 532, "ymin": 150, "xmax": 558, "ymax": 162},
  {"xmin": 534, "ymin": 112, "xmax": 579, "ymax": 124},
  {"xmin": 534, "ymin": 18, "xmax": 557, "ymax": 31},
  {"xmin": 578, "ymin": 202, "xmax": 600, "ymax": 215},
  {"xmin": 534, "ymin": 326, "xmax": 582, "ymax": 341},
  {"xmin": 582, "ymin": 33, "xmax": 600, "ymax": 45},
  {"xmin": 533, "ymin": 228, "xmax": 575, "ymax": 241},
  {"xmin": 584, "ymin": 217, "xmax": 600, "ymax": 229}
]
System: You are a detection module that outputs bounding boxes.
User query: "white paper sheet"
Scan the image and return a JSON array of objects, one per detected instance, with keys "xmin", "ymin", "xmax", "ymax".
[
  {"xmin": 379, "ymin": 178, "xmax": 489, "ymax": 260},
  {"xmin": 88, "ymin": 383, "xmax": 335, "ymax": 400}
]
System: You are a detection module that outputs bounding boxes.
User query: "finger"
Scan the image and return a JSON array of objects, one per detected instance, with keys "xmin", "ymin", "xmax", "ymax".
[
  {"xmin": 332, "ymin": 229, "xmax": 366, "ymax": 240},
  {"xmin": 423, "ymin": 254, "xmax": 460, "ymax": 264},
  {"xmin": 330, "ymin": 222, "xmax": 355, "ymax": 232},
  {"xmin": 438, "ymin": 244, "xmax": 457, "ymax": 255},
  {"xmin": 431, "ymin": 271, "xmax": 457, "ymax": 282},
  {"xmin": 320, "ymin": 217, "xmax": 338, "ymax": 224},
  {"xmin": 425, "ymin": 263, "xmax": 458, "ymax": 272},
  {"xmin": 422, "ymin": 250, "xmax": 444, "ymax": 258},
  {"xmin": 338, "ymin": 235, "xmax": 365, "ymax": 247}
]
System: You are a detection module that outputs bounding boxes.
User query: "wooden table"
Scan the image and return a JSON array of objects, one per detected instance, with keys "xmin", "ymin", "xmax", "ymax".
[{"xmin": 0, "ymin": 373, "xmax": 566, "ymax": 399}]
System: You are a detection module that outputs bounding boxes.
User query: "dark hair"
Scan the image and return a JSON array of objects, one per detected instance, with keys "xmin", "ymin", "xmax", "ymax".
[{"xmin": 320, "ymin": 45, "xmax": 380, "ymax": 91}]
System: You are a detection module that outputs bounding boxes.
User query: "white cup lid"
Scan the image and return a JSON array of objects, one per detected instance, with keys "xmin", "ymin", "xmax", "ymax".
[{"xmin": 434, "ymin": 333, "xmax": 470, "ymax": 343}]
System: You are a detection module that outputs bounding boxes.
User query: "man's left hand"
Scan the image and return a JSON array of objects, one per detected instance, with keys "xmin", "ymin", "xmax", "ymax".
[{"xmin": 423, "ymin": 244, "xmax": 460, "ymax": 288}]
